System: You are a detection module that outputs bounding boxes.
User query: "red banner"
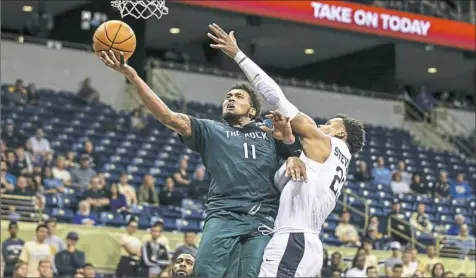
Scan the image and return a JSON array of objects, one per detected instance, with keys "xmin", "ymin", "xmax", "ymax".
[{"xmin": 179, "ymin": 0, "xmax": 475, "ymax": 51}]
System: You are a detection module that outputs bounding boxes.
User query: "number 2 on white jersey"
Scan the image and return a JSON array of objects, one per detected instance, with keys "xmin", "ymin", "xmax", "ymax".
[
  {"xmin": 243, "ymin": 143, "xmax": 256, "ymax": 159},
  {"xmin": 330, "ymin": 166, "xmax": 345, "ymax": 198}
]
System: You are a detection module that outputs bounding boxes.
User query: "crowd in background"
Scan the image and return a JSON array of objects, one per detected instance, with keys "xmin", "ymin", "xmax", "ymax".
[{"xmin": 1, "ymin": 78, "xmax": 475, "ymax": 278}]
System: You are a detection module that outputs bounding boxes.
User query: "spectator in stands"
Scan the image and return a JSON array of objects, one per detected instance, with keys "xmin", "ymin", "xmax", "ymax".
[
  {"xmin": 415, "ymin": 88, "xmax": 437, "ymax": 122},
  {"xmin": 108, "ymin": 183, "xmax": 130, "ymax": 214},
  {"xmin": 394, "ymin": 161, "xmax": 412, "ymax": 184},
  {"xmin": 80, "ymin": 140, "xmax": 101, "ymax": 171},
  {"xmin": 345, "ymin": 254, "xmax": 366, "ymax": 277},
  {"xmin": 44, "ymin": 218, "xmax": 65, "ymax": 262},
  {"xmin": 13, "ymin": 262, "xmax": 28, "ymax": 278},
  {"xmin": 371, "ymin": 157, "xmax": 392, "ymax": 186},
  {"xmin": 320, "ymin": 249, "xmax": 332, "ymax": 277},
  {"xmin": 173, "ymin": 232, "xmax": 198, "ymax": 261},
  {"xmin": 408, "ymin": 247, "xmax": 421, "ymax": 272},
  {"xmin": 410, "ymin": 173, "xmax": 429, "ymax": 195},
  {"xmin": 83, "ymin": 176, "xmax": 110, "ymax": 211},
  {"xmin": 83, "ymin": 263, "xmax": 97, "ymax": 278},
  {"xmin": 447, "ymin": 214, "xmax": 466, "ymax": 236},
  {"xmin": 173, "ymin": 157, "xmax": 191, "ymax": 186},
  {"xmin": 71, "ymin": 154, "xmax": 97, "ymax": 190},
  {"xmin": 458, "ymin": 224, "xmax": 471, "ymax": 240},
  {"xmin": 38, "ymin": 259, "xmax": 54, "ymax": 278},
  {"xmin": 188, "ymin": 166, "xmax": 209, "ymax": 200},
  {"xmin": 363, "ymin": 239, "xmax": 378, "ymax": 269},
  {"xmin": 52, "ymin": 155, "xmax": 72, "ymax": 186},
  {"xmin": 1, "ymin": 161, "xmax": 15, "ymax": 193},
  {"xmin": 28, "ymin": 128, "xmax": 51, "ymax": 156},
  {"xmin": 159, "ymin": 177, "xmax": 182, "ymax": 207},
  {"xmin": 444, "ymin": 271, "xmax": 455, "ymax": 278},
  {"xmin": 5, "ymin": 79, "xmax": 28, "ymax": 105},
  {"xmin": 6, "ymin": 150, "xmax": 21, "ymax": 176},
  {"xmin": 130, "ymin": 109, "xmax": 147, "ymax": 132},
  {"xmin": 385, "ymin": 241, "xmax": 403, "ymax": 277},
  {"xmin": 431, "ymin": 263, "xmax": 445, "ymax": 278},
  {"xmin": 2, "ymin": 222, "xmax": 25, "ymax": 278},
  {"xmin": 19, "ymin": 224, "xmax": 52, "ymax": 277},
  {"xmin": 141, "ymin": 222, "xmax": 170, "ymax": 277},
  {"xmin": 27, "ymin": 83, "xmax": 40, "ymax": 105},
  {"xmin": 402, "ymin": 249, "xmax": 418, "ymax": 277},
  {"xmin": 42, "ymin": 167, "xmax": 64, "ymax": 194},
  {"xmin": 72, "ymin": 201, "xmax": 97, "ymax": 226},
  {"xmin": 55, "ymin": 232, "xmax": 85, "ymax": 277},
  {"xmin": 171, "ymin": 252, "xmax": 195, "ymax": 277},
  {"xmin": 366, "ymin": 266, "xmax": 379, "ymax": 278},
  {"xmin": 77, "ymin": 78, "xmax": 100, "ymax": 105},
  {"xmin": 41, "ymin": 150, "xmax": 55, "ymax": 168},
  {"xmin": 15, "ymin": 146, "xmax": 33, "ymax": 175},
  {"xmin": 118, "ymin": 172, "xmax": 138, "ymax": 207},
  {"xmin": 450, "ymin": 173, "xmax": 472, "ymax": 199},
  {"xmin": 138, "ymin": 174, "xmax": 159, "ymax": 206},
  {"xmin": 3, "ymin": 120, "xmax": 26, "ymax": 149},
  {"xmin": 11, "ymin": 176, "xmax": 34, "ymax": 196},
  {"xmin": 418, "ymin": 245, "xmax": 439, "ymax": 277},
  {"xmin": 410, "ymin": 203, "xmax": 433, "ymax": 233},
  {"xmin": 116, "ymin": 217, "xmax": 142, "ymax": 277},
  {"xmin": 65, "ymin": 151, "xmax": 79, "ymax": 169},
  {"xmin": 392, "ymin": 264, "xmax": 404, "ymax": 278},
  {"xmin": 141, "ymin": 219, "xmax": 171, "ymax": 252},
  {"xmin": 330, "ymin": 251, "xmax": 347, "ymax": 273},
  {"xmin": 8, "ymin": 206, "xmax": 21, "ymax": 222},
  {"xmin": 388, "ymin": 200, "xmax": 411, "ymax": 245},
  {"xmin": 391, "ymin": 172, "xmax": 411, "ymax": 195},
  {"xmin": 335, "ymin": 210, "xmax": 361, "ymax": 246},
  {"xmin": 354, "ymin": 161, "xmax": 372, "ymax": 182},
  {"xmin": 433, "ymin": 171, "xmax": 451, "ymax": 199},
  {"xmin": 365, "ymin": 226, "xmax": 384, "ymax": 250}
]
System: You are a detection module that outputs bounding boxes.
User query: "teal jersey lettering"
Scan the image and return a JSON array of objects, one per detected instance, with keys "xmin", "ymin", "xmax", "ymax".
[{"xmin": 180, "ymin": 116, "xmax": 295, "ymax": 219}]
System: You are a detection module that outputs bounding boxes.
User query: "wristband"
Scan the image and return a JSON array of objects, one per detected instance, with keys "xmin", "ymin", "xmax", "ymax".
[{"xmin": 233, "ymin": 51, "xmax": 247, "ymax": 64}]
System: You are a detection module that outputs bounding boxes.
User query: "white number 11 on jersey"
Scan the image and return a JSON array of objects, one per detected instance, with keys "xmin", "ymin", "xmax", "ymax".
[{"xmin": 243, "ymin": 143, "xmax": 256, "ymax": 159}]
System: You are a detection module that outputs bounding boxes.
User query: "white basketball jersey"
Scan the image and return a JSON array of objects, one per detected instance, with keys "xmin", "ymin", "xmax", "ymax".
[{"xmin": 273, "ymin": 137, "xmax": 351, "ymax": 234}]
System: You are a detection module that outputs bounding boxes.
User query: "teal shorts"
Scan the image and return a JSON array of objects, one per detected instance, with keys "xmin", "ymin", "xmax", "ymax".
[{"xmin": 192, "ymin": 210, "xmax": 273, "ymax": 277}]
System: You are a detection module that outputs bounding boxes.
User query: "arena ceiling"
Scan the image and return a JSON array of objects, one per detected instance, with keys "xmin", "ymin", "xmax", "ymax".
[{"xmin": 1, "ymin": 0, "xmax": 474, "ymax": 94}]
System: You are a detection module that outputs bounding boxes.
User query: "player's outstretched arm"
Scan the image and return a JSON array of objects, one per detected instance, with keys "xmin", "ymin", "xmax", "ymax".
[
  {"xmin": 100, "ymin": 51, "xmax": 191, "ymax": 136},
  {"xmin": 208, "ymin": 24, "xmax": 326, "ymax": 142}
]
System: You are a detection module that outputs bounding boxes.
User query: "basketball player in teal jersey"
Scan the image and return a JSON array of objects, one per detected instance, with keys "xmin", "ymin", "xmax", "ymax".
[{"xmin": 99, "ymin": 50, "xmax": 305, "ymax": 277}]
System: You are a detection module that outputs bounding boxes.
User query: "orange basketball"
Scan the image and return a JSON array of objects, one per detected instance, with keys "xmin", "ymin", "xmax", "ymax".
[{"xmin": 93, "ymin": 20, "xmax": 136, "ymax": 61}]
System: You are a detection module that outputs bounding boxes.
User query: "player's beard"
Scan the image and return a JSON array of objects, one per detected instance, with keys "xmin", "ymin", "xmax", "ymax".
[{"xmin": 222, "ymin": 111, "xmax": 242, "ymax": 125}]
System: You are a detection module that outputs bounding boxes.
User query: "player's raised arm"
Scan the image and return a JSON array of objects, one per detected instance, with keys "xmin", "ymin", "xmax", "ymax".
[
  {"xmin": 100, "ymin": 51, "xmax": 191, "ymax": 137},
  {"xmin": 207, "ymin": 24, "xmax": 324, "ymax": 142}
]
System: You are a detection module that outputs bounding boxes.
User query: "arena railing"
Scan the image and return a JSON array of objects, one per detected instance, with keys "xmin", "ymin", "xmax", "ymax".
[
  {"xmin": 387, "ymin": 214, "xmax": 428, "ymax": 251},
  {"xmin": 403, "ymin": 98, "xmax": 474, "ymax": 158},
  {"xmin": 436, "ymin": 235, "xmax": 476, "ymax": 260},
  {"xmin": 0, "ymin": 194, "xmax": 43, "ymax": 223},
  {"xmin": 340, "ymin": 189, "xmax": 370, "ymax": 231}
]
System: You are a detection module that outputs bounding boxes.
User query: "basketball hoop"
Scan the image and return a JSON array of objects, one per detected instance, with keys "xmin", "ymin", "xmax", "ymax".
[{"xmin": 111, "ymin": 0, "xmax": 169, "ymax": 19}]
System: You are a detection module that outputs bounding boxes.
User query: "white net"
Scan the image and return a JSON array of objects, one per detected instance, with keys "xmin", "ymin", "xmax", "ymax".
[{"xmin": 111, "ymin": 0, "xmax": 169, "ymax": 19}]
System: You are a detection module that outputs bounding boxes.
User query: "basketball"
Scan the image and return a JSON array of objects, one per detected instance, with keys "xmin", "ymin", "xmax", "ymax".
[{"xmin": 93, "ymin": 20, "xmax": 136, "ymax": 61}]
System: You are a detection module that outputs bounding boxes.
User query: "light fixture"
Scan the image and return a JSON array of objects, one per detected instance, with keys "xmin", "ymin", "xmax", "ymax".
[
  {"xmin": 22, "ymin": 5, "xmax": 33, "ymax": 12},
  {"xmin": 18, "ymin": 36, "xmax": 24, "ymax": 43},
  {"xmin": 169, "ymin": 27, "xmax": 180, "ymax": 34},
  {"xmin": 427, "ymin": 67, "xmax": 437, "ymax": 74},
  {"xmin": 304, "ymin": 48, "xmax": 314, "ymax": 55}
]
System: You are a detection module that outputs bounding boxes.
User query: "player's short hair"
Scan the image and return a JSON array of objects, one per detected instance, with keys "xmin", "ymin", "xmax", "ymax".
[
  {"xmin": 336, "ymin": 114, "xmax": 365, "ymax": 155},
  {"xmin": 229, "ymin": 82, "xmax": 261, "ymax": 120}
]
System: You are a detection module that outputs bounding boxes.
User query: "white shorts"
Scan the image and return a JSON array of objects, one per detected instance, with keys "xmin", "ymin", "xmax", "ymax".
[{"xmin": 259, "ymin": 232, "xmax": 323, "ymax": 277}]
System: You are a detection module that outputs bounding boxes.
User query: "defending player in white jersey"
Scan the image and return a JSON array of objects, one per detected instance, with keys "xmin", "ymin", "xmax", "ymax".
[{"xmin": 208, "ymin": 23, "xmax": 366, "ymax": 277}]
